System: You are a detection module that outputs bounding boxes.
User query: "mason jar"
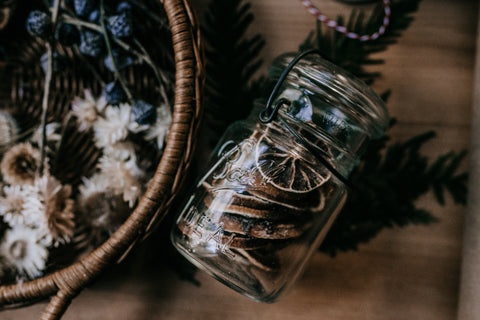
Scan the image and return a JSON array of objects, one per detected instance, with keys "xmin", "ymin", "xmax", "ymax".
[{"xmin": 171, "ymin": 51, "xmax": 389, "ymax": 302}]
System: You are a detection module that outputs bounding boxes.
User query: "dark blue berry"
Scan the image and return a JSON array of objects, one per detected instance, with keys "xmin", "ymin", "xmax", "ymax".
[
  {"xmin": 116, "ymin": 1, "xmax": 133, "ymax": 14},
  {"xmin": 132, "ymin": 100, "xmax": 156, "ymax": 125},
  {"xmin": 26, "ymin": 11, "xmax": 51, "ymax": 39},
  {"xmin": 79, "ymin": 30, "xmax": 105, "ymax": 57},
  {"xmin": 55, "ymin": 23, "xmax": 80, "ymax": 47},
  {"xmin": 74, "ymin": 0, "xmax": 95, "ymax": 18},
  {"xmin": 107, "ymin": 12, "xmax": 132, "ymax": 38},
  {"xmin": 41, "ymin": 52, "xmax": 67, "ymax": 73},
  {"xmin": 104, "ymin": 48, "xmax": 134, "ymax": 72},
  {"xmin": 104, "ymin": 81, "xmax": 127, "ymax": 105}
]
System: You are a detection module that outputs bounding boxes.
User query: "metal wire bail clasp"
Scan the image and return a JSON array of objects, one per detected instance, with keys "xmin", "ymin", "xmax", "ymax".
[
  {"xmin": 259, "ymin": 49, "xmax": 325, "ymax": 123},
  {"xmin": 259, "ymin": 98, "xmax": 291, "ymax": 123},
  {"xmin": 258, "ymin": 49, "xmax": 355, "ymax": 190}
]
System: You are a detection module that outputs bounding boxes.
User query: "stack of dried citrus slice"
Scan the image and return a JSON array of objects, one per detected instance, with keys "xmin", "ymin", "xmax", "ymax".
[{"xmin": 178, "ymin": 122, "xmax": 337, "ymax": 271}]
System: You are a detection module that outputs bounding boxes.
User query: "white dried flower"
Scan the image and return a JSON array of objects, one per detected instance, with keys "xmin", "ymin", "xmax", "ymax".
[
  {"xmin": 21, "ymin": 183, "xmax": 51, "ymax": 245},
  {"xmin": 93, "ymin": 104, "xmax": 132, "ymax": 148},
  {"xmin": 102, "ymin": 141, "xmax": 137, "ymax": 162},
  {"xmin": 30, "ymin": 122, "xmax": 61, "ymax": 145},
  {"xmin": 0, "ymin": 185, "xmax": 29, "ymax": 227},
  {"xmin": 0, "ymin": 142, "xmax": 41, "ymax": 186},
  {"xmin": 71, "ymin": 89, "xmax": 107, "ymax": 131},
  {"xmin": 0, "ymin": 111, "xmax": 19, "ymax": 147},
  {"xmin": 78, "ymin": 154, "xmax": 144, "ymax": 210},
  {"xmin": 0, "ymin": 225, "xmax": 48, "ymax": 279},
  {"xmin": 144, "ymin": 104, "xmax": 172, "ymax": 150},
  {"xmin": 97, "ymin": 155, "xmax": 144, "ymax": 207},
  {"xmin": 78, "ymin": 175, "xmax": 130, "ymax": 233},
  {"xmin": 127, "ymin": 120, "xmax": 147, "ymax": 134},
  {"xmin": 33, "ymin": 175, "xmax": 75, "ymax": 247},
  {"xmin": 78, "ymin": 174, "xmax": 109, "ymax": 198}
]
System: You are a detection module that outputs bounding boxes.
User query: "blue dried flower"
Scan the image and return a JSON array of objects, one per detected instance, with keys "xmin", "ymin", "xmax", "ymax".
[
  {"xmin": 104, "ymin": 48, "xmax": 134, "ymax": 72},
  {"xmin": 104, "ymin": 81, "xmax": 128, "ymax": 105},
  {"xmin": 132, "ymin": 100, "xmax": 156, "ymax": 125},
  {"xmin": 107, "ymin": 12, "xmax": 133, "ymax": 38},
  {"xmin": 26, "ymin": 11, "xmax": 51, "ymax": 39},
  {"xmin": 88, "ymin": 9, "xmax": 100, "ymax": 23},
  {"xmin": 116, "ymin": 1, "xmax": 133, "ymax": 14},
  {"xmin": 79, "ymin": 30, "xmax": 105, "ymax": 57},
  {"xmin": 74, "ymin": 0, "xmax": 95, "ymax": 18}
]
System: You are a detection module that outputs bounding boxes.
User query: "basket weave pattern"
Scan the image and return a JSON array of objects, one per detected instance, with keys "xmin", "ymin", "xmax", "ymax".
[{"xmin": 0, "ymin": 0, "xmax": 203, "ymax": 319}]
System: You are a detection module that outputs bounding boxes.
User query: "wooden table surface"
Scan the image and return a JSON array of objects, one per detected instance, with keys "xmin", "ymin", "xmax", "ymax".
[{"xmin": 3, "ymin": 0, "xmax": 479, "ymax": 319}]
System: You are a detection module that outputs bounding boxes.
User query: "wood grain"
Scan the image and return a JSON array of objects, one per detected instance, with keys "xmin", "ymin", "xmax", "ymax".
[
  {"xmin": 457, "ymin": 4, "xmax": 480, "ymax": 319},
  {"xmin": 2, "ymin": 0, "xmax": 478, "ymax": 319}
]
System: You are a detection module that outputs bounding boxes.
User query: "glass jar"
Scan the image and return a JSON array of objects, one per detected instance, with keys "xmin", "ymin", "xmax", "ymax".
[{"xmin": 171, "ymin": 51, "xmax": 389, "ymax": 302}]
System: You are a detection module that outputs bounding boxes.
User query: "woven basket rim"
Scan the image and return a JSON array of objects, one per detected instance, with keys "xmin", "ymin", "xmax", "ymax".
[{"xmin": 0, "ymin": 0, "xmax": 203, "ymax": 319}]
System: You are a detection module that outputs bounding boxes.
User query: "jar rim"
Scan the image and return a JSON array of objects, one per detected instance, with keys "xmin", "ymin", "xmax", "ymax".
[
  {"xmin": 277, "ymin": 109, "xmax": 356, "ymax": 161},
  {"xmin": 272, "ymin": 52, "xmax": 389, "ymax": 139}
]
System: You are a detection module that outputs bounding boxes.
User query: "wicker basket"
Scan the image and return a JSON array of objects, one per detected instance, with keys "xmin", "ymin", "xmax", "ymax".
[{"xmin": 0, "ymin": 0, "xmax": 203, "ymax": 319}]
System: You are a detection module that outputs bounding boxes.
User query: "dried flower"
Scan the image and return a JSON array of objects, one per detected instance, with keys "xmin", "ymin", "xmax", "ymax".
[
  {"xmin": 102, "ymin": 141, "xmax": 137, "ymax": 162},
  {"xmin": 144, "ymin": 104, "xmax": 172, "ymax": 150},
  {"xmin": 97, "ymin": 155, "xmax": 144, "ymax": 207},
  {"xmin": 0, "ymin": 185, "xmax": 29, "ymax": 227},
  {"xmin": 0, "ymin": 143, "xmax": 41, "ymax": 186},
  {"xmin": 35, "ymin": 176, "xmax": 75, "ymax": 246},
  {"xmin": 78, "ymin": 175, "xmax": 130, "ymax": 232},
  {"xmin": 71, "ymin": 89, "xmax": 107, "ymax": 131},
  {"xmin": 78, "ymin": 173, "xmax": 108, "ymax": 197},
  {"xmin": 103, "ymin": 81, "xmax": 128, "ymax": 105},
  {"xmin": 26, "ymin": 10, "xmax": 51, "ymax": 40},
  {"xmin": 93, "ymin": 104, "xmax": 132, "ymax": 147},
  {"xmin": 30, "ymin": 122, "xmax": 61, "ymax": 145},
  {"xmin": 0, "ymin": 111, "xmax": 19, "ymax": 147},
  {"xmin": 21, "ymin": 183, "xmax": 51, "ymax": 245},
  {"xmin": 131, "ymin": 100, "xmax": 156, "ymax": 125},
  {"xmin": 85, "ymin": 192, "xmax": 130, "ymax": 230},
  {"xmin": 0, "ymin": 225, "xmax": 48, "ymax": 279}
]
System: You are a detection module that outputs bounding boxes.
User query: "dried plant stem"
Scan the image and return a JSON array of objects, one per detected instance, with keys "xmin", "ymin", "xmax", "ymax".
[
  {"xmin": 127, "ymin": 0, "xmax": 168, "ymax": 28},
  {"xmin": 39, "ymin": 0, "xmax": 61, "ymax": 175},
  {"xmin": 133, "ymin": 39, "xmax": 170, "ymax": 106},
  {"xmin": 113, "ymin": 38, "xmax": 155, "ymax": 68},
  {"xmin": 62, "ymin": 16, "xmax": 103, "ymax": 32},
  {"xmin": 54, "ymin": 112, "xmax": 73, "ymax": 170},
  {"xmin": 51, "ymin": 0, "xmax": 61, "ymax": 24},
  {"xmin": 100, "ymin": 0, "xmax": 135, "ymax": 105},
  {"xmin": 0, "ymin": 127, "xmax": 37, "ymax": 152},
  {"xmin": 39, "ymin": 44, "xmax": 52, "ymax": 174},
  {"xmin": 72, "ymin": 46, "xmax": 106, "ymax": 86},
  {"xmin": 59, "ymin": 12, "xmax": 106, "ymax": 86},
  {"xmin": 62, "ymin": 13, "xmax": 170, "ymax": 106}
]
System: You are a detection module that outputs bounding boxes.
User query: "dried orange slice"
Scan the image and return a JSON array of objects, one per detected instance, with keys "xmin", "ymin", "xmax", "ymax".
[
  {"xmin": 218, "ymin": 212, "xmax": 314, "ymax": 240},
  {"xmin": 202, "ymin": 181, "xmax": 307, "ymax": 219},
  {"xmin": 255, "ymin": 123, "xmax": 331, "ymax": 193}
]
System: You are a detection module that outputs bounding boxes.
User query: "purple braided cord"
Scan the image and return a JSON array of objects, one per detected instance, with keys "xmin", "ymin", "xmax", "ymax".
[{"xmin": 299, "ymin": 0, "xmax": 391, "ymax": 41}]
